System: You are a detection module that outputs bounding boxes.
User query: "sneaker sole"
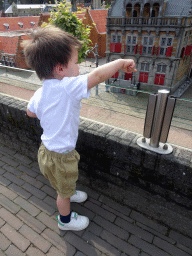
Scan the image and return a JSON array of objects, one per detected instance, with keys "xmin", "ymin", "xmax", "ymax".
[
  {"xmin": 70, "ymin": 194, "xmax": 88, "ymax": 203},
  {"xmin": 58, "ymin": 218, "xmax": 89, "ymax": 231}
]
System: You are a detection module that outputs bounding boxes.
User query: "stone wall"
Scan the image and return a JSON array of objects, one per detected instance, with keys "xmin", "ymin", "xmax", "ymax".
[{"xmin": 1, "ymin": 93, "xmax": 192, "ymax": 209}]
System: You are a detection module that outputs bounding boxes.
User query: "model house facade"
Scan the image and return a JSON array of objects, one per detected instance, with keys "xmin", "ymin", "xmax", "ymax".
[{"xmin": 106, "ymin": 0, "xmax": 192, "ymax": 93}]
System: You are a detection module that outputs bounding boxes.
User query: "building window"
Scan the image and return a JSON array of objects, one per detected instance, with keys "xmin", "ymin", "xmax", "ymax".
[
  {"xmin": 18, "ymin": 22, "xmax": 23, "ymax": 28},
  {"xmin": 139, "ymin": 62, "xmax": 150, "ymax": 83},
  {"xmin": 159, "ymin": 37, "xmax": 173, "ymax": 56},
  {"xmin": 142, "ymin": 36, "xmax": 154, "ymax": 55},
  {"xmin": 110, "ymin": 34, "xmax": 122, "ymax": 53},
  {"xmin": 112, "ymin": 35, "xmax": 121, "ymax": 43},
  {"xmin": 3, "ymin": 23, "xmax": 9, "ymax": 30},
  {"xmin": 30, "ymin": 21, "xmax": 35, "ymax": 26},
  {"xmin": 154, "ymin": 64, "xmax": 167, "ymax": 85},
  {"xmin": 125, "ymin": 35, "xmax": 137, "ymax": 54}
]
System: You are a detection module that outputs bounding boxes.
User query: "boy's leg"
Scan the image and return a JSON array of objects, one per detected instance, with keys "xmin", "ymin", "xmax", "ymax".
[{"xmin": 56, "ymin": 195, "xmax": 70, "ymax": 216}]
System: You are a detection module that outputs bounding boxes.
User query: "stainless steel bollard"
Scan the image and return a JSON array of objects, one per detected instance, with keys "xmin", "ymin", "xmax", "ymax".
[{"xmin": 149, "ymin": 89, "xmax": 169, "ymax": 148}]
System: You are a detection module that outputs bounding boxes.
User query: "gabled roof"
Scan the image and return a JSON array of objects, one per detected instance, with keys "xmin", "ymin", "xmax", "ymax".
[
  {"xmin": 89, "ymin": 9, "xmax": 107, "ymax": 34},
  {"xmin": 0, "ymin": 34, "xmax": 30, "ymax": 55},
  {"xmin": 164, "ymin": 0, "xmax": 192, "ymax": 17},
  {"xmin": 0, "ymin": 16, "xmax": 39, "ymax": 32}
]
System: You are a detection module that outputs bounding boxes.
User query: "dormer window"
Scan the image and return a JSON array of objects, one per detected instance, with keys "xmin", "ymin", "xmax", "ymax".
[
  {"xmin": 30, "ymin": 22, "xmax": 35, "ymax": 26},
  {"xmin": 18, "ymin": 22, "xmax": 23, "ymax": 28},
  {"xmin": 3, "ymin": 23, "xmax": 9, "ymax": 30}
]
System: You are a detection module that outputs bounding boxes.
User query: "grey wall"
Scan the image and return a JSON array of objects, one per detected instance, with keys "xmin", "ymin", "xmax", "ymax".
[{"xmin": 1, "ymin": 94, "xmax": 192, "ymax": 209}]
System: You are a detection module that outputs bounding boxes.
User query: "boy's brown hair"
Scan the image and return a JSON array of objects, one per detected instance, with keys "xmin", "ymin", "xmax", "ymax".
[{"xmin": 22, "ymin": 25, "xmax": 81, "ymax": 80}]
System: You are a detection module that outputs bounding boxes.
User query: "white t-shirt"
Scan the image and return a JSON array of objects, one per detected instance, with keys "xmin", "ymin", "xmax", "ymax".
[{"xmin": 27, "ymin": 75, "xmax": 91, "ymax": 153}]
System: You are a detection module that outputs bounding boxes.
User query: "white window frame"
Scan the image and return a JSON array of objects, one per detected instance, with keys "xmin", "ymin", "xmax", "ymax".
[
  {"xmin": 159, "ymin": 36, "xmax": 173, "ymax": 56},
  {"xmin": 142, "ymin": 36, "xmax": 154, "ymax": 55},
  {"xmin": 140, "ymin": 62, "xmax": 150, "ymax": 72},
  {"xmin": 126, "ymin": 34, "xmax": 137, "ymax": 54},
  {"xmin": 111, "ymin": 34, "xmax": 122, "ymax": 43}
]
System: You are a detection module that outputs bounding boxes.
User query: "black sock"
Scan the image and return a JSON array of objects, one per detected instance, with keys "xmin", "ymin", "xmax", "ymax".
[{"xmin": 60, "ymin": 212, "xmax": 72, "ymax": 223}]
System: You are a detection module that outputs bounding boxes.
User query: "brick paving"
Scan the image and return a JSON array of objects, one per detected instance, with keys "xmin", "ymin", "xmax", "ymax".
[{"xmin": 0, "ymin": 144, "xmax": 192, "ymax": 256}]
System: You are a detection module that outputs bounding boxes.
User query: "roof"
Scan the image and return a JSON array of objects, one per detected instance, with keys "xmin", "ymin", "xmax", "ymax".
[
  {"xmin": 16, "ymin": 4, "xmax": 46, "ymax": 9},
  {"xmin": 75, "ymin": 12, "xmax": 86, "ymax": 21},
  {"xmin": 0, "ymin": 16, "xmax": 39, "ymax": 32},
  {"xmin": 164, "ymin": 0, "xmax": 192, "ymax": 17},
  {"xmin": 89, "ymin": 9, "xmax": 107, "ymax": 34},
  {"xmin": 0, "ymin": 34, "xmax": 30, "ymax": 55}
]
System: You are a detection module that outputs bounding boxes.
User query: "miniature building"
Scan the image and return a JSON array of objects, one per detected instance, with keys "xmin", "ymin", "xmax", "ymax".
[{"xmin": 106, "ymin": 0, "xmax": 192, "ymax": 94}]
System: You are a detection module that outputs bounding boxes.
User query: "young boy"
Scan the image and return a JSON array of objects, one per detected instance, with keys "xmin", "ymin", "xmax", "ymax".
[{"xmin": 24, "ymin": 25, "xmax": 137, "ymax": 231}]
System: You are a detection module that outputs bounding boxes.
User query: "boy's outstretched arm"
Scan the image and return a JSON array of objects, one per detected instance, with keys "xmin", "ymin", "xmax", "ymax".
[
  {"xmin": 27, "ymin": 108, "xmax": 37, "ymax": 118},
  {"xmin": 87, "ymin": 59, "xmax": 137, "ymax": 90}
]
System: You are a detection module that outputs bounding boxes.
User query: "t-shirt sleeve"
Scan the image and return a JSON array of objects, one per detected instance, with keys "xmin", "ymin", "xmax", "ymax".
[
  {"xmin": 63, "ymin": 75, "xmax": 91, "ymax": 101},
  {"xmin": 27, "ymin": 88, "xmax": 41, "ymax": 115}
]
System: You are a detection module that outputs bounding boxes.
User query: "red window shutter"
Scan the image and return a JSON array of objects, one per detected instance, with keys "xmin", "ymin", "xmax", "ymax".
[
  {"xmin": 152, "ymin": 45, "xmax": 155, "ymax": 56},
  {"xmin": 154, "ymin": 74, "xmax": 160, "ymax": 85},
  {"xmin": 112, "ymin": 71, "xmax": 119, "ymax": 78},
  {"xmin": 157, "ymin": 46, "xmax": 160, "ymax": 56},
  {"xmin": 185, "ymin": 45, "xmax": 192, "ymax": 56},
  {"xmin": 166, "ymin": 46, "xmax": 173, "ymax": 57},
  {"xmin": 135, "ymin": 44, "xmax": 138, "ymax": 54},
  {"xmin": 115, "ymin": 43, "xmax": 121, "ymax": 53},
  {"xmin": 139, "ymin": 72, "xmax": 144, "ymax": 82},
  {"xmin": 159, "ymin": 74, "xmax": 165, "ymax": 85},
  {"xmin": 144, "ymin": 72, "xmax": 149, "ymax": 83},
  {"xmin": 125, "ymin": 72, "xmax": 133, "ymax": 80},
  {"xmin": 140, "ymin": 45, "xmax": 143, "ymax": 55},
  {"xmin": 110, "ymin": 43, "xmax": 115, "ymax": 52}
]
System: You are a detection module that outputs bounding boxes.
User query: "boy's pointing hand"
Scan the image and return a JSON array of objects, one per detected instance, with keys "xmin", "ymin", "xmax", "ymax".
[{"xmin": 121, "ymin": 59, "xmax": 137, "ymax": 73}]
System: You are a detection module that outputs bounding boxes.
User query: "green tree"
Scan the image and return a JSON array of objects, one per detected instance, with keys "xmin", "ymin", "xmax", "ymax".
[{"xmin": 42, "ymin": 0, "xmax": 92, "ymax": 63}]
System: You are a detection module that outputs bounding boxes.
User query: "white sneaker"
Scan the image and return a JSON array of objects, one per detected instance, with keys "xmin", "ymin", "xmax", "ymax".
[
  {"xmin": 70, "ymin": 191, "xmax": 88, "ymax": 203},
  {"xmin": 57, "ymin": 212, "xmax": 89, "ymax": 231}
]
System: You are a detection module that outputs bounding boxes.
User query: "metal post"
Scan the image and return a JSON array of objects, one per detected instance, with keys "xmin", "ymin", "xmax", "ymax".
[{"xmin": 149, "ymin": 89, "xmax": 169, "ymax": 148}]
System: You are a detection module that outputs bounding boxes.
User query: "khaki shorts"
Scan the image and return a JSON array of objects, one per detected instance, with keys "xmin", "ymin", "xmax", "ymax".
[{"xmin": 38, "ymin": 142, "xmax": 80, "ymax": 198}]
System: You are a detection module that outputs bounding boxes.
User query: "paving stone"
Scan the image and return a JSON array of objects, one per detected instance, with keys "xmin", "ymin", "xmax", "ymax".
[
  {"xmin": 0, "ymin": 167, "xmax": 6, "ymax": 175},
  {"xmin": 177, "ymin": 243, "xmax": 192, "ymax": 255},
  {"xmin": 102, "ymin": 204, "xmax": 134, "ymax": 223},
  {"xmin": 65, "ymin": 232, "xmax": 101, "ymax": 256},
  {"xmin": 0, "ymin": 184, "xmax": 18, "ymax": 200},
  {"xmin": 136, "ymin": 222, "xmax": 175, "ymax": 245},
  {"xmin": 129, "ymin": 235, "xmax": 170, "ymax": 256},
  {"xmin": 20, "ymin": 174, "xmax": 43, "ymax": 189},
  {"xmin": 8, "ymin": 183, "xmax": 32, "ymax": 199},
  {"xmin": 169, "ymin": 230, "xmax": 192, "ymax": 250},
  {"xmin": 41, "ymin": 185, "xmax": 57, "ymax": 199},
  {"xmin": 0, "ymin": 216, "xmax": 5, "ymax": 227},
  {"xmin": 22, "ymin": 183, "xmax": 46, "ymax": 199},
  {"xmin": 115, "ymin": 217, "xmax": 154, "ymax": 243},
  {"xmin": 1, "ymin": 224, "xmax": 30, "ymax": 252},
  {"xmin": 130, "ymin": 211, "xmax": 168, "ymax": 235},
  {"xmin": 88, "ymin": 197, "xmax": 102, "ymax": 206},
  {"xmin": 99, "ymin": 195, "xmax": 131, "ymax": 216},
  {"xmin": 5, "ymin": 244, "xmax": 26, "ymax": 256},
  {"xmin": 19, "ymin": 225, "xmax": 51, "ymax": 253},
  {"xmin": 71, "ymin": 203, "xmax": 95, "ymax": 221},
  {"xmin": 82, "ymin": 230, "xmax": 121, "ymax": 256},
  {"xmin": 29, "ymin": 196, "xmax": 55, "ymax": 215},
  {"xmin": 16, "ymin": 210, "xmax": 46, "ymax": 234},
  {"xmin": 46, "ymin": 246, "xmax": 65, "ymax": 256},
  {"xmin": 42, "ymin": 229, "xmax": 76, "ymax": 255},
  {"xmin": 43, "ymin": 196, "xmax": 57, "ymax": 209},
  {"xmin": 140, "ymin": 253, "xmax": 151, "ymax": 256},
  {"xmin": 3, "ymin": 164, "xmax": 23, "ymax": 176},
  {"xmin": 0, "ymin": 175, "xmax": 11, "ymax": 186},
  {"xmin": 76, "ymin": 185, "xmax": 100, "ymax": 200},
  {"xmin": 0, "ymin": 208, "xmax": 23, "ymax": 230},
  {"xmin": 14, "ymin": 196, "xmax": 40, "ymax": 217},
  {"xmin": 37, "ymin": 212, "xmax": 64, "ymax": 236},
  {"xmin": 75, "ymin": 252, "xmax": 86, "ymax": 256},
  {"xmin": 3, "ymin": 172, "xmax": 25, "ymax": 186},
  {"xmin": 84, "ymin": 201, "xmax": 116, "ymax": 222},
  {"xmin": 36, "ymin": 175, "xmax": 51, "ymax": 186},
  {"xmin": 18, "ymin": 165, "xmax": 38, "ymax": 178},
  {"xmin": 0, "ymin": 160, "xmax": 5, "ymax": 167},
  {"xmin": 101, "ymin": 229, "xmax": 139, "ymax": 256},
  {"xmin": 87, "ymin": 222, "xmax": 103, "ymax": 236},
  {"xmin": 26, "ymin": 246, "xmax": 45, "ymax": 256},
  {"xmin": 93, "ymin": 215, "xmax": 129, "ymax": 240},
  {"xmin": 0, "ymin": 194, "xmax": 20, "ymax": 214},
  {"xmin": 13, "ymin": 153, "xmax": 32, "ymax": 165},
  {"xmin": 0, "ymin": 156, "xmax": 19, "ymax": 167},
  {"xmin": 0, "ymin": 232, "xmax": 11, "ymax": 251},
  {"xmin": 0, "ymin": 145, "xmax": 16, "ymax": 156},
  {"xmin": 153, "ymin": 236, "xmax": 190, "ymax": 256}
]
